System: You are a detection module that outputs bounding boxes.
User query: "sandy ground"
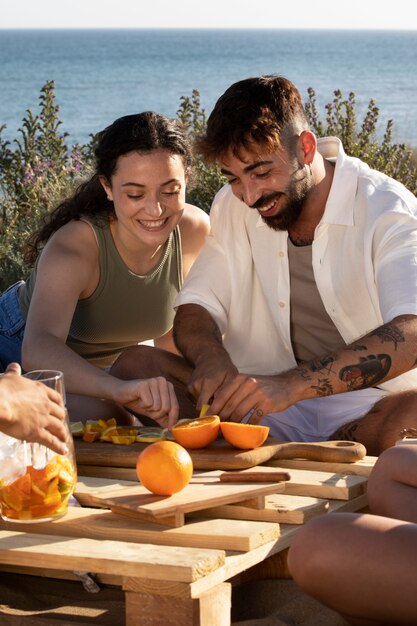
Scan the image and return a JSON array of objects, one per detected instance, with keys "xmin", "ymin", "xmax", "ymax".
[{"xmin": 0, "ymin": 571, "xmax": 351, "ymax": 626}]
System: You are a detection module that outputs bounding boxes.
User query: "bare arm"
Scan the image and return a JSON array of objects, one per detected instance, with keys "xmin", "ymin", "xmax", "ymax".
[
  {"xmin": 209, "ymin": 314, "xmax": 417, "ymax": 422},
  {"xmin": 178, "ymin": 203, "xmax": 210, "ymax": 279},
  {"xmin": 173, "ymin": 303, "xmax": 239, "ymax": 410},
  {"xmin": 0, "ymin": 363, "xmax": 68, "ymax": 454},
  {"xmin": 22, "ymin": 221, "xmax": 178, "ymax": 425}
]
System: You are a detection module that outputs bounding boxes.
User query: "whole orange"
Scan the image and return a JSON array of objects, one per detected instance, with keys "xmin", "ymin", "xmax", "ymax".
[
  {"xmin": 171, "ymin": 415, "xmax": 220, "ymax": 449},
  {"xmin": 136, "ymin": 441, "xmax": 193, "ymax": 496}
]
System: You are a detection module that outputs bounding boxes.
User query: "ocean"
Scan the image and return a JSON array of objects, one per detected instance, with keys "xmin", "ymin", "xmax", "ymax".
[{"xmin": 1, "ymin": 29, "xmax": 416, "ymax": 147}]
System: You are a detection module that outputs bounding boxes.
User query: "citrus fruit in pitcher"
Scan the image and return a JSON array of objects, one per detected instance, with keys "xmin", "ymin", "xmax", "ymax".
[
  {"xmin": 220, "ymin": 422, "xmax": 270, "ymax": 449},
  {"xmin": 0, "ymin": 453, "xmax": 77, "ymax": 522},
  {"xmin": 136, "ymin": 440, "xmax": 193, "ymax": 496},
  {"xmin": 171, "ymin": 415, "xmax": 220, "ymax": 449}
]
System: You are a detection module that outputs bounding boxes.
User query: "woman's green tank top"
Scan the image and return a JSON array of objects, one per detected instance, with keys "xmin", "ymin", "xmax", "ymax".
[{"xmin": 19, "ymin": 220, "xmax": 183, "ymax": 368}]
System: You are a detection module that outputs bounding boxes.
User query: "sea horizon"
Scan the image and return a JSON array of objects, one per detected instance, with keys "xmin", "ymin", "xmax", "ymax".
[{"xmin": 1, "ymin": 28, "xmax": 416, "ymax": 147}]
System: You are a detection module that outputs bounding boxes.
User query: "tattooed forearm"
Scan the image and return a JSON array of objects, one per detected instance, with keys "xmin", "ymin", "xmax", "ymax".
[
  {"xmin": 349, "ymin": 344, "xmax": 367, "ymax": 352},
  {"xmin": 298, "ymin": 364, "xmax": 313, "ymax": 382},
  {"xmin": 339, "ymin": 353, "xmax": 391, "ymax": 390},
  {"xmin": 370, "ymin": 324, "xmax": 405, "ymax": 350},
  {"xmin": 311, "ymin": 378, "xmax": 333, "ymax": 397},
  {"xmin": 307, "ymin": 356, "xmax": 336, "ymax": 375}
]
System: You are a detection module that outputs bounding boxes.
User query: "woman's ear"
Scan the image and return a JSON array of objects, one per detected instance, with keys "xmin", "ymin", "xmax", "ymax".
[
  {"xmin": 99, "ymin": 175, "xmax": 113, "ymax": 201},
  {"xmin": 299, "ymin": 131, "xmax": 317, "ymax": 167}
]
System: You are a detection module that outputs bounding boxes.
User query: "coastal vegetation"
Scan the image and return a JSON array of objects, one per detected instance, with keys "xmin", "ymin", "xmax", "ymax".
[{"xmin": 1, "ymin": 81, "xmax": 416, "ymax": 291}]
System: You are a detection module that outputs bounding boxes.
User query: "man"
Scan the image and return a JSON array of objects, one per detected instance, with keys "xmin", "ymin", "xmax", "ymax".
[{"xmin": 112, "ymin": 75, "xmax": 417, "ymax": 455}]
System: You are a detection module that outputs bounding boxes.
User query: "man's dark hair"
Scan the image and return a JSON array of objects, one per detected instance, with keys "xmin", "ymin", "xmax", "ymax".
[{"xmin": 196, "ymin": 75, "xmax": 309, "ymax": 163}]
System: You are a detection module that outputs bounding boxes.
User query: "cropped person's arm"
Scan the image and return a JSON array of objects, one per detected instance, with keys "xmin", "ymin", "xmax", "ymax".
[{"xmin": 0, "ymin": 363, "xmax": 68, "ymax": 453}]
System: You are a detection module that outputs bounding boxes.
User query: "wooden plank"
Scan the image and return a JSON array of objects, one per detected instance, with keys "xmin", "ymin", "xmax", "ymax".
[
  {"xmin": 77, "ymin": 465, "xmax": 138, "ymax": 480},
  {"xmin": 266, "ymin": 455, "xmax": 377, "ymax": 477},
  {"xmin": 75, "ymin": 438, "xmax": 284, "ymax": 470},
  {"xmin": 189, "ymin": 494, "xmax": 329, "ymax": 525},
  {"xmin": 0, "ymin": 530, "xmax": 225, "ymax": 582},
  {"xmin": 0, "ymin": 564, "xmax": 120, "ymax": 586},
  {"xmin": 74, "ymin": 473, "xmax": 285, "ymax": 526},
  {"xmin": 125, "ymin": 582, "xmax": 231, "ymax": 626},
  {"xmin": 0, "ymin": 506, "xmax": 280, "ymax": 552},
  {"xmin": 75, "ymin": 466, "xmax": 367, "ymax": 501},
  {"xmin": 327, "ymin": 492, "xmax": 369, "ymax": 513},
  {"xmin": 75, "ymin": 438, "xmax": 365, "ymax": 471},
  {"xmin": 278, "ymin": 466, "xmax": 367, "ymax": 500}
]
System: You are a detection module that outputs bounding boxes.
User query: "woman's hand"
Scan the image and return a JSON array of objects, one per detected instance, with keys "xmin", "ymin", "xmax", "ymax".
[
  {"xmin": 0, "ymin": 363, "xmax": 69, "ymax": 454},
  {"xmin": 120, "ymin": 377, "xmax": 179, "ymax": 428}
]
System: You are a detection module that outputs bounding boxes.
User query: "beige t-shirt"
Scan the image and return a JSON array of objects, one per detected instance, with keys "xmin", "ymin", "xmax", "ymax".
[{"xmin": 288, "ymin": 239, "xmax": 345, "ymax": 362}]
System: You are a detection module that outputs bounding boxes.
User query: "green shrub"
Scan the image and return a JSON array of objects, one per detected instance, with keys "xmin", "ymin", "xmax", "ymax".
[
  {"xmin": 176, "ymin": 89, "xmax": 226, "ymax": 213},
  {"xmin": 305, "ymin": 88, "xmax": 417, "ymax": 195},
  {"xmin": 0, "ymin": 81, "xmax": 94, "ymax": 290},
  {"xmin": 1, "ymin": 82, "xmax": 416, "ymax": 292}
]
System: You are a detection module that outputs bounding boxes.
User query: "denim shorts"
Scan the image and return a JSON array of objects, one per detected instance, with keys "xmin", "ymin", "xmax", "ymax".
[{"xmin": 0, "ymin": 281, "xmax": 26, "ymax": 372}]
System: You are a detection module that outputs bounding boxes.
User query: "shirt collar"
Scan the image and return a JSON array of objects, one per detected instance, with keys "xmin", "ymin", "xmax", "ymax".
[{"xmin": 318, "ymin": 137, "xmax": 359, "ymax": 226}]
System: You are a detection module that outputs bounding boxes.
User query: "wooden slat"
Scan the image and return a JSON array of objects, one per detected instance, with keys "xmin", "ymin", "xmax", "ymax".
[
  {"xmin": 266, "ymin": 455, "xmax": 377, "ymax": 477},
  {"xmin": 0, "ymin": 506, "xmax": 280, "ymax": 552},
  {"xmin": 279, "ymin": 466, "xmax": 367, "ymax": 499},
  {"xmin": 190, "ymin": 493, "xmax": 329, "ymax": 525},
  {"xmin": 0, "ymin": 530, "xmax": 224, "ymax": 582},
  {"xmin": 74, "ymin": 473, "xmax": 285, "ymax": 526},
  {"xmin": 75, "ymin": 466, "xmax": 367, "ymax": 501}
]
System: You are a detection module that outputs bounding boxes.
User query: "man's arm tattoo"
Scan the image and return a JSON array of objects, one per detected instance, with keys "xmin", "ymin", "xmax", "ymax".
[
  {"xmin": 370, "ymin": 324, "xmax": 405, "ymax": 350},
  {"xmin": 339, "ymin": 353, "xmax": 391, "ymax": 390},
  {"xmin": 311, "ymin": 377, "xmax": 333, "ymax": 397},
  {"xmin": 308, "ymin": 356, "xmax": 336, "ymax": 375}
]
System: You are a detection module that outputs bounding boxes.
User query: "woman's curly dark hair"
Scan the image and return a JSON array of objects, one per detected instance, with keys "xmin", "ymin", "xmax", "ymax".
[{"xmin": 24, "ymin": 111, "xmax": 192, "ymax": 264}]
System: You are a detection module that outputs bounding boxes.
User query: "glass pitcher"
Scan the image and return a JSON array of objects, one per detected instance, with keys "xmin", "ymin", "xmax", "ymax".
[{"xmin": 0, "ymin": 370, "xmax": 77, "ymax": 523}]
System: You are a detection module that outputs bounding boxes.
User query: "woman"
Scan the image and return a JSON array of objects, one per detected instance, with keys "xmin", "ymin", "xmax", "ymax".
[
  {"xmin": 0, "ymin": 112, "xmax": 210, "ymax": 427},
  {"xmin": 288, "ymin": 444, "xmax": 417, "ymax": 625}
]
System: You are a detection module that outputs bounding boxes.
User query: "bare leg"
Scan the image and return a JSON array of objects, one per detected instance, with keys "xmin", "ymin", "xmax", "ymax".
[
  {"xmin": 331, "ymin": 389, "xmax": 417, "ymax": 455},
  {"xmin": 110, "ymin": 344, "xmax": 197, "ymax": 423},
  {"xmin": 367, "ymin": 444, "xmax": 417, "ymax": 522},
  {"xmin": 288, "ymin": 512, "xmax": 417, "ymax": 625}
]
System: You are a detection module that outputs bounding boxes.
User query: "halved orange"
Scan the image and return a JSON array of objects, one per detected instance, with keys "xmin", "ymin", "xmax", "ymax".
[
  {"xmin": 136, "ymin": 440, "xmax": 193, "ymax": 496},
  {"xmin": 171, "ymin": 415, "xmax": 220, "ymax": 449},
  {"xmin": 220, "ymin": 422, "xmax": 270, "ymax": 450}
]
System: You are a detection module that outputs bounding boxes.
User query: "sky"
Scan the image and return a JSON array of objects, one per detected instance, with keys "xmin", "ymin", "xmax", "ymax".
[{"xmin": 2, "ymin": 0, "xmax": 416, "ymax": 30}]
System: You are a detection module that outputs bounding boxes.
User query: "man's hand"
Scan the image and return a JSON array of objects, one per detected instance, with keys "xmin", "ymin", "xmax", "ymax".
[
  {"xmin": 209, "ymin": 373, "xmax": 295, "ymax": 423},
  {"xmin": 0, "ymin": 363, "xmax": 69, "ymax": 454},
  {"xmin": 186, "ymin": 354, "xmax": 239, "ymax": 413}
]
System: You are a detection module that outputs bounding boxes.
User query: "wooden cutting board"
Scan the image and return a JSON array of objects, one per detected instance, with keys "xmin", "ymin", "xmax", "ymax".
[
  {"xmin": 74, "ymin": 472, "xmax": 287, "ymax": 527},
  {"xmin": 74, "ymin": 437, "xmax": 366, "ymax": 471}
]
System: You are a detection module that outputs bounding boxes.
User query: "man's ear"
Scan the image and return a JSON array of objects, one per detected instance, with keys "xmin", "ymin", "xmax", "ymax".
[
  {"xmin": 299, "ymin": 131, "xmax": 317, "ymax": 166},
  {"xmin": 99, "ymin": 175, "xmax": 112, "ymax": 201}
]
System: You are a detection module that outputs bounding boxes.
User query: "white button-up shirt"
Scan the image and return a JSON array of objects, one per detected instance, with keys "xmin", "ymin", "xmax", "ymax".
[{"xmin": 176, "ymin": 137, "xmax": 417, "ymax": 392}]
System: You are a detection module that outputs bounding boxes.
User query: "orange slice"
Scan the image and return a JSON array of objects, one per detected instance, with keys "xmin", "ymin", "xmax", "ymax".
[
  {"xmin": 171, "ymin": 415, "xmax": 220, "ymax": 449},
  {"xmin": 220, "ymin": 422, "xmax": 270, "ymax": 449},
  {"xmin": 82, "ymin": 431, "xmax": 100, "ymax": 443},
  {"xmin": 70, "ymin": 421, "xmax": 85, "ymax": 437},
  {"xmin": 110, "ymin": 435, "xmax": 137, "ymax": 445}
]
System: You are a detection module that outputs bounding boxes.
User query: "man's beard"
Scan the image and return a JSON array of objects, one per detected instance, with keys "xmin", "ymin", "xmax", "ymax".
[{"xmin": 257, "ymin": 165, "xmax": 312, "ymax": 232}]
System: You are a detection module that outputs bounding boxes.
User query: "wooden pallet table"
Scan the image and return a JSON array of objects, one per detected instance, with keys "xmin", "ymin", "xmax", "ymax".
[{"xmin": 0, "ymin": 457, "xmax": 375, "ymax": 625}]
